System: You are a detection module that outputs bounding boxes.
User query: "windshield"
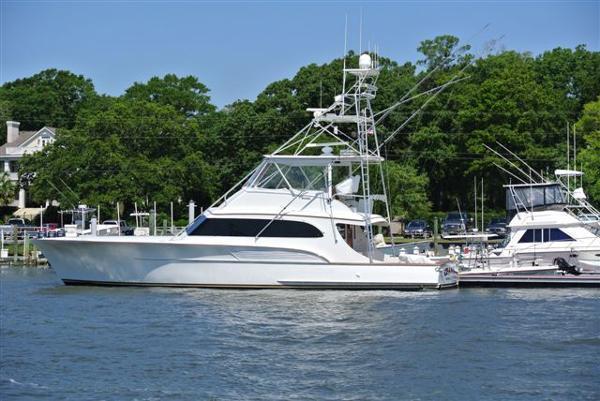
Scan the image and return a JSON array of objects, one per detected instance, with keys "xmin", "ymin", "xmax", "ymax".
[
  {"xmin": 251, "ymin": 162, "xmax": 327, "ymax": 191},
  {"xmin": 446, "ymin": 213, "xmax": 466, "ymax": 221}
]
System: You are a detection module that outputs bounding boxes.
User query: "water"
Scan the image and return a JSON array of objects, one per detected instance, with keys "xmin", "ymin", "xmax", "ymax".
[{"xmin": 1, "ymin": 267, "xmax": 598, "ymax": 401}]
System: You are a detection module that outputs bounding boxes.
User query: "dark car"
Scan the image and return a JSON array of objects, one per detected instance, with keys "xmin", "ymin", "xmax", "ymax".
[
  {"xmin": 486, "ymin": 218, "xmax": 507, "ymax": 238},
  {"xmin": 7, "ymin": 218, "xmax": 28, "ymax": 227},
  {"xmin": 404, "ymin": 220, "xmax": 432, "ymax": 238},
  {"xmin": 442, "ymin": 212, "xmax": 468, "ymax": 236}
]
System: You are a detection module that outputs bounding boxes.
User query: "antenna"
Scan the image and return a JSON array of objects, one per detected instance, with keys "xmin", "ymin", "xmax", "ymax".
[
  {"xmin": 484, "ymin": 144, "xmax": 535, "ymax": 184},
  {"xmin": 481, "ymin": 177, "xmax": 484, "ymax": 233},
  {"xmin": 573, "ymin": 123, "xmax": 577, "ymax": 177},
  {"xmin": 492, "ymin": 162, "xmax": 528, "ymax": 185},
  {"xmin": 474, "ymin": 176, "xmax": 478, "ymax": 232},
  {"xmin": 359, "ymin": 8, "xmax": 363, "ymax": 54},
  {"xmin": 319, "ymin": 80, "xmax": 323, "ymax": 108},
  {"xmin": 495, "ymin": 141, "xmax": 545, "ymax": 182},
  {"xmin": 341, "ymin": 14, "xmax": 348, "ymax": 113},
  {"xmin": 567, "ymin": 122, "xmax": 570, "ymax": 192}
]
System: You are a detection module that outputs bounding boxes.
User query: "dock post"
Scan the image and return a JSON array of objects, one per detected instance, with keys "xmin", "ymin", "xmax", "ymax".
[
  {"xmin": 90, "ymin": 218, "xmax": 97, "ymax": 236},
  {"xmin": 188, "ymin": 200, "xmax": 195, "ymax": 225},
  {"xmin": 170, "ymin": 202, "xmax": 174, "ymax": 234},
  {"xmin": 23, "ymin": 234, "xmax": 29, "ymax": 265},
  {"xmin": 433, "ymin": 217, "xmax": 439, "ymax": 256},
  {"xmin": 12, "ymin": 225, "xmax": 18, "ymax": 264},
  {"xmin": 153, "ymin": 201, "xmax": 157, "ymax": 236}
]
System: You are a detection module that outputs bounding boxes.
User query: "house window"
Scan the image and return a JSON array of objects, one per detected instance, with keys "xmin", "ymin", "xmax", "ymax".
[
  {"xmin": 9, "ymin": 161, "xmax": 19, "ymax": 173},
  {"xmin": 187, "ymin": 217, "xmax": 323, "ymax": 238}
]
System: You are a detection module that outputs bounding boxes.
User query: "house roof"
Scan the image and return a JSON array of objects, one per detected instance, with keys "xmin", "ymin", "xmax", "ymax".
[{"xmin": 0, "ymin": 127, "xmax": 56, "ymax": 157}]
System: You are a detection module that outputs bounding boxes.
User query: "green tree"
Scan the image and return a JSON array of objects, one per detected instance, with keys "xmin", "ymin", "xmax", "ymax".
[
  {"xmin": 0, "ymin": 69, "xmax": 97, "ymax": 141},
  {"xmin": 124, "ymin": 74, "xmax": 215, "ymax": 117},
  {"xmin": 21, "ymin": 98, "xmax": 218, "ymax": 216},
  {"xmin": 417, "ymin": 35, "xmax": 471, "ymax": 70},
  {"xmin": 575, "ymin": 97, "xmax": 600, "ymax": 204},
  {"xmin": 9, "ymin": 39, "xmax": 600, "ymax": 217},
  {"xmin": 0, "ymin": 172, "xmax": 16, "ymax": 206},
  {"xmin": 373, "ymin": 161, "xmax": 431, "ymax": 219}
]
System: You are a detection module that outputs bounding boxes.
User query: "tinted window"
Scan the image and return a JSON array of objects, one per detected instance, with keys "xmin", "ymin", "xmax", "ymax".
[
  {"xmin": 548, "ymin": 228, "xmax": 574, "ymax": 242},
  {"xmin": 519, "ymin": 229, "xmax": 542, "ymax": 243},
  {"xmin": 188, "ymin": 218, "xmax": 323, "ymax": 238}
]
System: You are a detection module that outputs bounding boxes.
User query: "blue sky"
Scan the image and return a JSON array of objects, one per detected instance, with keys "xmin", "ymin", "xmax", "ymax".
[{"xmin": 1, "ymin": 1, "xmax": 598, "ymax": 108}]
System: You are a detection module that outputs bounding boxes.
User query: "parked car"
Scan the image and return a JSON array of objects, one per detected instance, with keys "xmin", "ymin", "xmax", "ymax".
[
  {"xmin": 6, "ymin": 218, "xmax": 38, "ymax": 239},
  {"xmin": 40, "ymin": 223, "xmax": 64, "ymax": 238},
  {"xmin": 442, "ymin": 211, "xmax": 468, "ymax": 236},
  {"xmin": 7, "ymin": 218, "xmax": 28, "ymax": 227},
  {"xmin": 102, "ymin": 220, "xmax": 134, "ymax": 236},
  {"xmin": 404, "ymin": 220, "xmax": 432, "ymax": 238},
  {"xmin": 486, "ymin": 218, "xmax": 507, "ymax": 238}
]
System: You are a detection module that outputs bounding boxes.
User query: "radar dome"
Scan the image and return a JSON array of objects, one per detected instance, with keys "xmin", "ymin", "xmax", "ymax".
[{"xmin": 359, "ymin": 53, "xmax": 372, "ymax": 69}]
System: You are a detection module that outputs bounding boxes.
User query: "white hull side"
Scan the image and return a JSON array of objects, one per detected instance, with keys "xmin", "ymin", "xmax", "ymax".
[
  {"xmin": 459, "ymin": 265, "xmax": 558, "ymax": 277},
  {"xmin": 465, "ymin": 249, "xmax": 600, "ymax": 273},
  {"xmin": 35, "ymin": 239, "xmax": 457, "ymax": 289}
]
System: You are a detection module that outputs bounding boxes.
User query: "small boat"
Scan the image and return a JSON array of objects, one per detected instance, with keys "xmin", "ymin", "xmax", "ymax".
[{"xmin": 34, "ymin": 53, "xmax": 458, "ymax": 290}]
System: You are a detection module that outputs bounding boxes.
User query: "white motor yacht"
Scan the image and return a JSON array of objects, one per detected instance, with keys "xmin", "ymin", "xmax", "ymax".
[
  {"xmin": 460, "ymin": 158, "xmax": 600, "ymax": 276},
  {"xmin": 35, "ymin": 53, "xmax": 458, "ymax": 290}
]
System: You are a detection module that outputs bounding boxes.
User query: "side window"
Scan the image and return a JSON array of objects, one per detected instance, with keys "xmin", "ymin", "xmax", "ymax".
[
  {"xmin": 188, "ymin": 218, "xmax": 323, "ymax": 238},
  {"xmin": 519, "ymin": 229, "xmax": 542, "ymax": 243},
  {"xmin": 548, "ymin": 228, "xmax": 574, "ymax": 242}
]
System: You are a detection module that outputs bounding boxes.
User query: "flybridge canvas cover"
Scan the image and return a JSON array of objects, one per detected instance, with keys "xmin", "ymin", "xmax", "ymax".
[{"xmin": 506, "ymin": 183, "xmax": 566, "ymax": 211}]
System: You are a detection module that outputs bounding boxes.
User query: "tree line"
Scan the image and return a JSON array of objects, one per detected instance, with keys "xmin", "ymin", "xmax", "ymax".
[{"xmin": 0, "ymin": 35, "xmax": 598, "ymax": 222}]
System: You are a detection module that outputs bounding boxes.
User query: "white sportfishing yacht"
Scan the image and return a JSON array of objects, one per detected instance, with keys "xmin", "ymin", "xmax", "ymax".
[
  {"xmin": 35, "ymin": 53, "xmax": 458, "ymax": 289},
  {"xmin": 460, "ymin": 154, "xmax": 600, "ymax": 277}
]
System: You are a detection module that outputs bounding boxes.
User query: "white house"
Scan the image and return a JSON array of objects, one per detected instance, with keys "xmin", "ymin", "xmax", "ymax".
[{"xmin": 0, "ymin": 121, "xmax": 56, "ymax": 208}]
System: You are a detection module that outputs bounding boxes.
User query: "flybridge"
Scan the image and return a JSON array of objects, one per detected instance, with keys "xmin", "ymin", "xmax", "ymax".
[
  {"xmin": 487, "ymin": 143, "xmax": 600, "ymax": 224},
  {"xmin": 264, "ymin": 53, "xmax": 387, "ymax": 260}
]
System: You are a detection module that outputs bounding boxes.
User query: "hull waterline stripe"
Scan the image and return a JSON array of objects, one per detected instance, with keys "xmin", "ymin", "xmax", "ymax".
[{"xmin": 61, "ymin": 279, "xmax": 457, "ymax": 290}]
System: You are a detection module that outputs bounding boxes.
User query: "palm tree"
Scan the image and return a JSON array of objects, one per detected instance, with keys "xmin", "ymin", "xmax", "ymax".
[{"xmin": 0, "ymin": 172, "xmax": 16, "ymax": 206}]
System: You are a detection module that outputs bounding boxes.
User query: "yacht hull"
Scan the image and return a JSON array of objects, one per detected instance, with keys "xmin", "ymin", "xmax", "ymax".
[
  {"xmin": 464, "ymin": 249, "xmax": 600, "ymax": 274},
  {"xmin": 35, "ymin": 239, "xmax": 458, "ymax": 290},
  {"xmin": 459, "ymin": 264, "xmax": 559, "ymax": 277}
]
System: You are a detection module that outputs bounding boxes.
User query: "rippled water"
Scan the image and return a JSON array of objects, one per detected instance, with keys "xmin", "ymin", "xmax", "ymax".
[{"xmin": 1, "ymin": 267, "xmax": 599, "ymax": 401}]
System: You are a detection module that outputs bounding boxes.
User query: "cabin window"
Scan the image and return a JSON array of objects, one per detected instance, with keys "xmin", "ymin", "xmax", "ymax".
[
  {"xmin": 543, "ymin": 228, "xmax": 574, "ymax": 242},
  {"xmin": 519, "ymin": 229, "xmax": 542, "ymax": 243},
  {"xmin": 519, "ymin": 228, "xmax": 574, "ymax": 243},
  {"xmin": 187, "ymin": 218, "xmax": 323, "ymax": 238}
]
